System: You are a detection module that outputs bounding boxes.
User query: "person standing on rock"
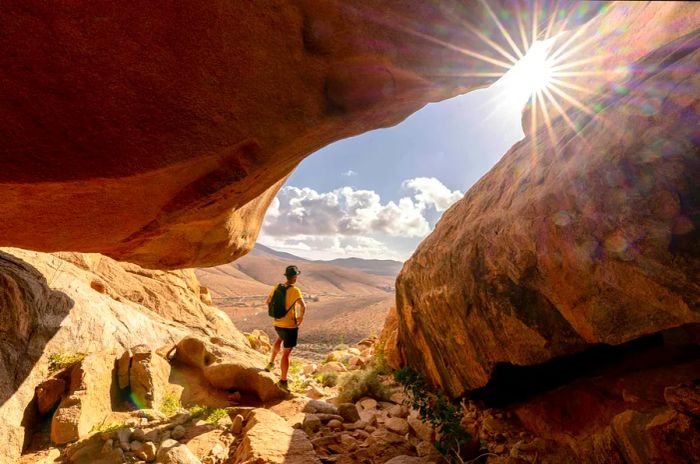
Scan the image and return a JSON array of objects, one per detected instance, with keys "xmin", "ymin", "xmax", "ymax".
[{"xmin": 265, "ymin": 265, "xmax": 306, "ymax": 392}]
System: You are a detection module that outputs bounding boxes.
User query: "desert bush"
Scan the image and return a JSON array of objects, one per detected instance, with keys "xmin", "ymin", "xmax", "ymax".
[
  {"xmin": 337, "ymin": 367, "xmax": 390, "ymax": 403},
  {"xmin": 48, "ymin": 352, "xmax": 86, "ymax": 372},
  {"xmin": 90, "ymin": 422, "xmax": 123, "ymax": 434},
  {"xmin": 371, "ymin": 341, "xmax": 391, "ymax": 375},
  {"xmin": 314, "ymin": 371, "xmax": 339, "ymax": 388},
  {"xmin": 159, "ymin": 394, "xmax": 182, "ymax": 417},
  {"xmin": 189, "ymin": 405, "xmax": 229, "ymax": 424},
  {"xmin": 395, "ymin": 367, "xmax": 473, "ymax": 463}
]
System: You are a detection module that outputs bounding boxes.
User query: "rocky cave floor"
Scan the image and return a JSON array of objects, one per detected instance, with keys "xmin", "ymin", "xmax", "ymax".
[{"xmin": 18, "ymin": 329, "xmax": 700, "ymax": 464}]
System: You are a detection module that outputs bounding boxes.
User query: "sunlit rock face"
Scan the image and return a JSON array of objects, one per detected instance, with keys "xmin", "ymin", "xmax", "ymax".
[
  {"xmin": 0, "ymin": 248, "xmax": 244, "ymax": 463},
  {"xmin": 0, "ymin": 1, "xmax": 602, "ymax": 269},
  {"xmin": 396, "ymin": 1, "xmax": 700, "ymax": 396}
]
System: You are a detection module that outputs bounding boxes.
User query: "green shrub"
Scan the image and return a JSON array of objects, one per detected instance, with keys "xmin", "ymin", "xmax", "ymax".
[
  {"xmin": 48, "ymin": 352, "xmax": 86, "ymax": 372},
  {"xmin": 371, "ymin": 341, "xmax": 391, "ymax": 375},
  {"xmin": 159, "ymin": 394, "xmax": 182, "ymax": 417},
  {"xmin": 90, "ymin": 422, "xmax": 123, "ymax": 434},
  {"xmin": 394, "ymin": 367, "xmax": 473, "ymax": 462},
  {"xmin": 314, "ymin": 371, "xmax": 339, "ymax": 388},
  {"xmin": 337, "ymin": 367, "xmax": 390, "ymax": 404},
  {"xmin": 189, "ymin": 405, "xmax": 229, "ymax": 424}
]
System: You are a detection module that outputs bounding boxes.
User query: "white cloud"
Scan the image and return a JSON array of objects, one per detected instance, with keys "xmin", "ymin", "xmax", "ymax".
[
  {"xmin": 342, "ymin": 170, "xmax": 357, "ymax": 177},
  {"xmin": 402, "ymin": 177, "xmax": 463, "ymax": 212},
  {"xmin": 260, "ymin": 177, "xmax": 462, "ymax": 260},
  {"xmin": 263, "ymin": 186, "xmax": 430, "ymax": 238}
]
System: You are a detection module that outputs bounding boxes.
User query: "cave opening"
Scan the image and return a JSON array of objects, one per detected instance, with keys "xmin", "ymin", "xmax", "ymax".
[{"xmin": 468, "ymin": 324, "xmax": 700, "ymax": 409}]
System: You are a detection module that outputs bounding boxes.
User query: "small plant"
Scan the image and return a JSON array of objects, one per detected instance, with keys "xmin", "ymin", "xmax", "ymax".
[
  {"xmin": 314, "ymin": 371, "xmax": 339, "ymax": 388},
  {"xmin": 159, "ymin": 394, "xmax": 182, "ymax": 417},
  {"xmin": 371, "ymin": 341, "xmax": 391, "ymax": 375},
  {"xmin": 394, "ymin": 367, "xmax": 473, "ymax": 463},
  {"xmin": 189, "ymin": 405, "xmax": 229, "ymax": 424},
  {"xmin": 48, "ymin": 352, "xmax": 86, "ymax": 372},
  {"xmin": 90, "ymin": 421, "xmax": 123, "ymax": 434},
  {"xmin": 337, "ymin": 367, "xmax": 390, "ymax": 403}
]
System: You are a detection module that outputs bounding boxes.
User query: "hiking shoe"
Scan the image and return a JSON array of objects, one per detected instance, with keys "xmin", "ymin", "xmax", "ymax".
[
  {"xmin": 264, "ymin": 362, "xmax": 274, "ymax": 372},
  {"xmin": 276, "ymin": 380, "xmax": 290, "ymax": 393}
]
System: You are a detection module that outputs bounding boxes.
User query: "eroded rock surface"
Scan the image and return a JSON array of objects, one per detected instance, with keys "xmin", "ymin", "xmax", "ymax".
[
  {"xmin": 0, "ymin": 248, "xmax": 244, "ymax": 463},
  {"xmin": 174, "ymin": 336, "xmax": 286, "ymax": 402},
  {"xmin": 396, "ymin": 1, "xmax": 700, "ymax": 397},
  {"xmin": 0, "ymin": 1, "xmax": 602, "ymax": 268}
]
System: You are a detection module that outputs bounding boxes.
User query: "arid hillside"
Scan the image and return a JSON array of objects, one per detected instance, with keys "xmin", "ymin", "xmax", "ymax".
[{"xmin": 196, "ymin": 244, "xmax": 399, "ymax": 359}]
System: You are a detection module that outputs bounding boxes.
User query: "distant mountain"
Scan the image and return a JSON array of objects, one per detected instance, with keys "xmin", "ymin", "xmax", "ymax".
[
  {"xmin": 323, "ymin": 257, "xmax": 403, "ymax": 277},
  {"xmin": 196, "ymin": 243, "xmax": 398, "ymax": 300},
  {"xmin": 249, "ymin": 243, "xmax": 310, "ymax": 262},
  {"xmin": 252, "ymin": 243, "xmax": 403, "ymax": 277}
]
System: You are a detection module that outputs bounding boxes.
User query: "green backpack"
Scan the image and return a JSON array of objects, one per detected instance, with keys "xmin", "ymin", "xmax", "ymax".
[{"xmin": 268, "ymin": 284, "xmax": 292, "ymax": 319}]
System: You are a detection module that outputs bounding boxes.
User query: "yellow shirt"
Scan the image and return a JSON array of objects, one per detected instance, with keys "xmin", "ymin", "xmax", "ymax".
[{"xmin": 269, "ymin": 284, "xmax": 305, "ymax": 328}]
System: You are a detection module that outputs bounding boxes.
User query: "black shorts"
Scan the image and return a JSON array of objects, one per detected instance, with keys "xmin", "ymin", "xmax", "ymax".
[{"xmin": 274, "ymin": 327, "xmax": 299, "ymax": 349}]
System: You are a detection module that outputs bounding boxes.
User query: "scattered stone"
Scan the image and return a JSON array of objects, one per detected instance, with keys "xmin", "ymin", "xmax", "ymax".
[
  {"xmin": 303, "ymin": 363, "xmax": 318, "ymax": 375},
  {"xmin": 317, "ymin": 362, "xmax": 347, "ymax": 374},
  {"xmin": 36, "ymin": 378, "xmax": 67, "ymax": 414},
  {"xmin": 131, "ymin": 428, "xmax": 146, "ymax": 441},
  {"xmin": 101, "ymin": 439, "xmax": 114, "ymax": 454},
  {"xmin": 140, "ymin": 442, "xmax": 157, "ymax": 462},
  {"xmin": 157, "ymin": 438, "xmax": 202, "ymax": 464},
  {"xmin": 144, "ymin": 429, "xmax": 159, "ymax": 443},
  {"xmin": 338, "ymin": 403, "xmax": 361, "ymax": 423},
  {"xmin": 416, "ymin": 441, "xmax": 439, "ymax": 459},
  {"xmin": 328, "ymin": 419, "xmax": 343, "ymax": 430},
  {"xmin": 408, "ymin": 416, "xmax": 434, "ymax": 442},
  {"xmin": 232, "ymin": 414, "xmax": 245, "ymax": 434},
  {"xmin": 388, "ymin": 404, "xmax": 410, "ymax": 418},
  {"xmin": 305, "ymin": 385, "xmax": 324, "ymax": 399},
  {"xmin": 232, "ymin": 408, "xmax": 320, "ymax": 463},
  {"xmin": 359, "ymin": 410, "xmax": 377, "ymax": 426},
  {"xmin": 316, "ymin": 413, "xmax": 345, "ymax": 424},
  {"xmin": 303, "ymin": 400, "xmax": 340, "ymax": 415},
  {"xmin": 303, "ymin": 414, "xmax": 323, "ymax": 434},
  {"xmin": 116, "ymin": 428, "xmax": 132, "ymax": 451},
  {"xmin": 171, "ymin": 425, "xmax": 186, "ymax": 440},
  {"xmin": 358, "ymin": 398, "xmax": 378, "ymax": 410},
  {"xmin": 386, "ymin": 417, "xmax": 410, "ymax": 436}
]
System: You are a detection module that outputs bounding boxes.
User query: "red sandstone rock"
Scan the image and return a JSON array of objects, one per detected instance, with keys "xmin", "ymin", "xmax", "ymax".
[
  {"xmin": 0, "ymin": 1, "xmax": 600, "ymax": 268},
  {"xmin": 395, "ymin": 2, "xmax": 700, "ymax": 397}
]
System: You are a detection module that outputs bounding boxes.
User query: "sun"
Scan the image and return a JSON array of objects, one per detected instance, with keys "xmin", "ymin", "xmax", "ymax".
[
  {"xmin": 513, "ymin": 40, "xmax": 555, "ymax": 94},
  {"xmin": 496, "ymin": 39, "xmax": 556, "ymax": 107}
]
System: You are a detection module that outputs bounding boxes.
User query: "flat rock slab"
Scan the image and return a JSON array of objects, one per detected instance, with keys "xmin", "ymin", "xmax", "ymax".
[{"xmin": 232, "ymin": 408, "xmax": 321, "ymax": 464}]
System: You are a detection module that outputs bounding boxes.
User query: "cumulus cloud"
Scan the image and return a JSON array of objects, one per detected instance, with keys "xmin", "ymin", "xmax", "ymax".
[
  {"xmin": 402, "ymin": 177, "xmax": 463, "ymax": 212},
  {"xmin": 263, "ymin": 186, "xmax": 430, "ymax": 238},
  {"xmin": 342, "ymin": 170, "xmax": 357, "ymax": 177},
  {"xmin": 260, "ymin": 177, "xmax": 462, "ymax": 259}
]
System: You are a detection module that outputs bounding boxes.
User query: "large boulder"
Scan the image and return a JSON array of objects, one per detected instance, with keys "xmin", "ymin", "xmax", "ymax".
[
  {"xmin": 50, "ymin": 352, "xmax": 118, "ymax": 444},
  {"xmin": 0, "ymin": 248, "xmax": 243, "ymax": 462},
  {"xmin": 129, "ymin": 350, "xmax": 171, "ymax": 410},
  {"xmin": 395, "ymin": 1, "xmax": 700, "ymax": 397},
  {"xmin": 174, "ymin": 336, "xmax": 286, "ymax": 402},
  {"xmin": 231, "ymin": 408, "xmax": 320, "ymax": 464},
  {"xmin": 0, "ymin": 1, "xmax": 602, "ymax": 268}
]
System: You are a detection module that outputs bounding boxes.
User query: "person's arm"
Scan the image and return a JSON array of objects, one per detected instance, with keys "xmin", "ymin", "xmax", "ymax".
[{"xmin": 296, "ymin": 298, "xmax": 306, "ymax": 326}]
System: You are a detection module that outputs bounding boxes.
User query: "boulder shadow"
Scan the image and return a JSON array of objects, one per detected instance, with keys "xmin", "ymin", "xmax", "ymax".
[{"xmin": 0, "ymin": 250, "xmax": 75, "ymax": 449}]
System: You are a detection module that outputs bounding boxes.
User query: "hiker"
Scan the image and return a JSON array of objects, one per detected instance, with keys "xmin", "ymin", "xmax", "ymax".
[{"xmin": 265, "ymin": 265, "xmax": 306, "ymax": 392}]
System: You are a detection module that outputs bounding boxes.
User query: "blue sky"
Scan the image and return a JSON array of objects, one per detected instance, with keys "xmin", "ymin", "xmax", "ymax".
[{"xmin": 259, "ymin": 46, "xmax": 542, "ymax": 261}]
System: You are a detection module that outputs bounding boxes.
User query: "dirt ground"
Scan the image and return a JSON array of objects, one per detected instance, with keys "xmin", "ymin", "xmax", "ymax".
[{"xmin": 221, "ymin": 293, "xmax": 394, "ymax": 361}]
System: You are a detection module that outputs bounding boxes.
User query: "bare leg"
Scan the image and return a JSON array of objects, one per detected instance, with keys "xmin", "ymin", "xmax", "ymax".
[
  {"xmin": 280, "ymin": 348, "xmax": 293, "ymax": 381},
  {"xmin": 270, "ymin": 337, "xmax": 282, "ymax": 365}
]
